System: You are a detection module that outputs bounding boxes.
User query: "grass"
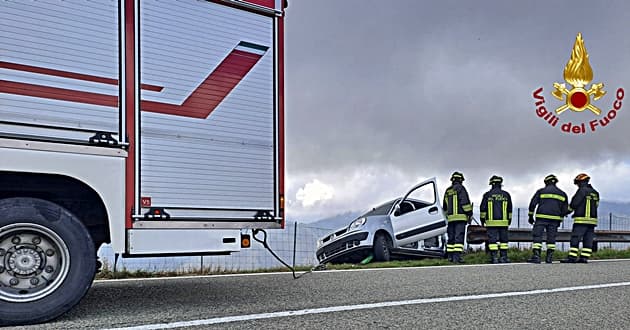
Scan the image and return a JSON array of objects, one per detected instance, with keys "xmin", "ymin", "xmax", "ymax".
[
  {"xmin": 324, "ymin": 247, "xmax": 630, "ymax": 270},
  {"xmin": 95, "ymin": 247, "xmax": 630, "ymax": 280},
  {"xmin": 95, "ymin": 259, "xmax": 313, "ymax": 280}
]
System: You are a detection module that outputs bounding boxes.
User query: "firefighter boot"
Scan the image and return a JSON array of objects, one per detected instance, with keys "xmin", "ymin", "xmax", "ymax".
[
  {"xmin": 447, "ymin": 252, "xmax": 453, "ymax": 262},
  {"xmin": 576, "ymin": 256, "xmax": 589, "ymax": 263},
  {"xmin": 490, "ymin": 251, "xmax": 498, "ymax": 264},
  {"xmin": 499, "ymin": 250, "xmax": 510, "ymax": 263},
  {"xmin": 452, "ymin": 252, "xmax": 464, "ymax": 263},
  {"xmin": 560, "ymin": 256, "xmax": 577, "ymax": 263},
  {"xmin": 527, "ymin": 249, "xmax": 541, "ymax": 264},
  {"xmin": 545, "ymin": 250, "xmax": 554, "ymax": 264}
]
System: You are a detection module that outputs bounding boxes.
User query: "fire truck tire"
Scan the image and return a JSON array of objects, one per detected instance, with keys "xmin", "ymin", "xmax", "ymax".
[
  {"xmin": 0, "ymin": 197, "xmax": 96, "ymax": 326},
  {"xmin": 373, "ymin": 233, "xmax": 392, "ymax": 262}
]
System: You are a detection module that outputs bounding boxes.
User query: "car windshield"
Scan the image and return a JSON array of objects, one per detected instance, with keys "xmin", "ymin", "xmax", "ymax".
[{"xmin": 360, "ymin": 199, "xmax": 399, "ymax": 217}]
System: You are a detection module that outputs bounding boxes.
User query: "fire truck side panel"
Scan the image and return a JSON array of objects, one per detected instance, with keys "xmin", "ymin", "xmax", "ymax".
[
  {"xmin": 138, "ymin": 0, "xmax": 278, "ymax": 220},
  {"xmin": 0, "ymin": 0, "xmax": 121, "ymax": 143}
]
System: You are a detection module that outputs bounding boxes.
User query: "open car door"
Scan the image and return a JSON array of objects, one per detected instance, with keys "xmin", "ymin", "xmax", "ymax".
[{"xmin": 390, "ymin": 177, "xmax": 447, "ymax": 246}]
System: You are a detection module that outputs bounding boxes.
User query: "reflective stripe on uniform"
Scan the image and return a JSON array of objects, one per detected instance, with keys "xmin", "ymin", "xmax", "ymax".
[
  {"xmin": 533, "ymin": 243, "xmax": 542, "ymax": 249},
  {"xmin": 488, "ymin": 200, "xmax": 493, "ymax": 222},
  {"xmin": 447, "ymin": 244, "xmax": 455, "ymax": 252},
  {"xmin": 453, "ymin": 194, "xmax": 458, "ymax": 216},
  {"xmin": 462, "ymin": 204, "xmax": 472, "ymax": 212},
  {"xmin": 574, "ymin": 217, "xmax": 598, "ymax": 225},
  {"xmin": 586, "ymin": 199, "xmax": 591, "ymax": 218},
  {"xmin": 569, "ymin": 247, "xmax": 579, "ymax": 257},
  {"xmin": 547, "ymin": 243, "xmax": 556, "ymax": 250},
  {"xmin": 485, "ymin": 200, "xmax": 509, "ymax": 226},
  {"xmin": 447, "ymin": 214, "xmax": 468, "ymax": 222},
  {"xmin": 502, "ymin": 201, "xmax": 508, "ymax": 220},
  {"xmin": 453, "ymin": 244, "xmax": 464, "ymax": 252},
  {"xmin": 485, "ymin": 220, "xmax": 509, "ymax": 226},
  {"xmin": 540, "ymin": 193, "xmax": 566, "ymax": 202},
  {"xmin": 488, "ymin": 243, "xmax": 499, "ymax": 251},
  {"xmin": 499, "ymin": 243, "xmax": 509, "ymax": 250},
  {"xmin": 536, "ymin": 213, "xmax": 563, "ymax": 221},
  {"xmin": 581, "ymin": 247, "xmax": 592, "ymax": 257}
]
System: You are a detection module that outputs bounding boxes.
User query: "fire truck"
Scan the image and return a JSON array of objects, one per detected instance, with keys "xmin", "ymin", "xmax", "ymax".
[{"xmin": 0, "ymin": 0, "xmax": 286, "ymax": 325}]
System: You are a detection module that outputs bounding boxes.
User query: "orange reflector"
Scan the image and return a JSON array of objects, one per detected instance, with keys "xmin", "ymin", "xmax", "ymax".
[{"xmin": 241, "ymin": 234, "xmax": 251, "ymax": 248}]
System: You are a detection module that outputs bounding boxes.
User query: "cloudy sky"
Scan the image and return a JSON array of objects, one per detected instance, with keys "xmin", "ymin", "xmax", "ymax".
[{"xmin": 283, "ymin": 0, "xmax": 630, "ymax": 222}]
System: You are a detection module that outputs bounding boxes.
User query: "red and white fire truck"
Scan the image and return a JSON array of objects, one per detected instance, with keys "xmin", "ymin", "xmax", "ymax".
[{"xmin": 0, "ymin": 0, "xmax": 286, "ymax": 325}]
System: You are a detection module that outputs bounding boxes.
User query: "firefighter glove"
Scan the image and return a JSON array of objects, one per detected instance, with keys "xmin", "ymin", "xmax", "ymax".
[{"xmin": 528, "ymin": 215, "xmax": 535, "ymax": 225}]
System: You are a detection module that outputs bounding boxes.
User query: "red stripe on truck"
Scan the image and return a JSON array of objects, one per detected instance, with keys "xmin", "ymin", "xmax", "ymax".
[
  {"xmin": 124, "ymin": 0, "xmax": 136, "ymax": 229},
  {"xmin": 0, "ymin": 80, "xmax": 118, "ymax": 107},
  {"xmin": 141, "ymin": 50, "xmax": 263, "ymax": 118},
  {"xmin": 0, "ymin": 49, "xmax": 264, "ymax": 119},
  {"xmin": 0, "ymin": 61, "xmax": 163, "ymax": 92}
]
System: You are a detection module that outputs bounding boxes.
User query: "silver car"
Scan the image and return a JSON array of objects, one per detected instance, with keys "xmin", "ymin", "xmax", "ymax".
[{"xmin": 316, "ymin": 177, "xmax": 448, "ymax": 264}]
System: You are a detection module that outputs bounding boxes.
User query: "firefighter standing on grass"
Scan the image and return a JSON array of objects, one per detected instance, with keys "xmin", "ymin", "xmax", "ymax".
[
  {"xmin": 443, "ymin": 172, "xmax": 473, "ymax": 263},
  {"xmin": 527, "ymin": 174, "xmax": 569, "ymax": 264},
  {"xmin": 480, "ymin": 175, "xmax": 513, "ymax": 264},
  {"xmin": 561, "ymin": 173, "xmax": 600, "ymax": 263}
]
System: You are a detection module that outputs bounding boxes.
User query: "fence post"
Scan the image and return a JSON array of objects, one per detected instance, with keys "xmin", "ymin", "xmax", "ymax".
[
  {"xmin": 610, "ymin": 212, "xmax": 613, "ymax": 249},
  {"xmin": 516, "ymin": 207, "xmax": 521, "ymax": 250},
  {"xmin": 200, "ymin": 256, "xmax": 204, "ymax": 273},
  {"xmin": 292, "ymin": 221, "xmax": 298, "ymax": 269}
]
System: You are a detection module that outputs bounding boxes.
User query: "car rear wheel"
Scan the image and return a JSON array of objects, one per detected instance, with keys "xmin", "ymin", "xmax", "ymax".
[
  {"xmin": 373, "ymin": 233, "xmax": 392, "ymax": 262},
  {"xmin": 0, "ymin": 198, "xmax": 96, "ymax": 326}
]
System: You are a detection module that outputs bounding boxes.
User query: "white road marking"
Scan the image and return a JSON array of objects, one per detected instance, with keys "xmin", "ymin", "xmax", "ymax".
[
  {"xmin": 105, "ymin": 281, "xmax": 630, "ymax": 330},
  {"xmin": 94, "ymin": 258, "xmax": 630, "ymax": 284}
]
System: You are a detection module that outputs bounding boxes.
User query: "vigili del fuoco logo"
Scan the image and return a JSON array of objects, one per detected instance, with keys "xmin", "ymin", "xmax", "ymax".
[{"xmin": 532, "ymin": 33, "xmax": 624, "ymax": 134}]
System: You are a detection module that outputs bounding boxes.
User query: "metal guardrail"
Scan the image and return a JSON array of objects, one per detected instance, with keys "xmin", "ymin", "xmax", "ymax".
[{"xmin": 466, "ymin": 225, "xmax": 630, "ymax": 251}]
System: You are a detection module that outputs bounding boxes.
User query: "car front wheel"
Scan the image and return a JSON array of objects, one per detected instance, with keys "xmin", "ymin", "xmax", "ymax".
[{"xmin": 373, "ymin": 233, "xmax": 392, "ymax": 262}]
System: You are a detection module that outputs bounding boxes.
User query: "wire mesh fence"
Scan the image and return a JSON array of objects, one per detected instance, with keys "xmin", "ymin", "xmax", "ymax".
[
  {"xmin": 98, "ymin": 222, "xmax": 332, "ymax": 273},
  {"xmin": 98, "ymin": 209, "xmax": 630, "ymax": 272}
]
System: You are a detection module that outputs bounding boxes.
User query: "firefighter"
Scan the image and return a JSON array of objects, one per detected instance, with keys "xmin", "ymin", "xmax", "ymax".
[
  {"xmin": 480, "ymin": 175, "xmax": 513, "ymax": 264},
  {"xmin": 561, "ymin": 173, "xmax": 600, "ymax": 263},
  {"xmin": 527, "ymin": 174, "xmax": 569, "ymax": 264},
  {"xmin": 443, "ymin": 171, "xmax": 473, "ymax": 263}
]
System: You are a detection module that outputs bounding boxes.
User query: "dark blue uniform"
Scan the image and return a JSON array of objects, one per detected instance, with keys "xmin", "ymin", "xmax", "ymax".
[{"xmin": 527, "ymin": 176, "xmax": 569, "ymax": 263}]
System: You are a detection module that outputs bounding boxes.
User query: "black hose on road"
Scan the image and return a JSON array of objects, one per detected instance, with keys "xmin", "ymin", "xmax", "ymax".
[{"xmin": 252, "ymin": 229, "xmax": 325, "ymax": 279}]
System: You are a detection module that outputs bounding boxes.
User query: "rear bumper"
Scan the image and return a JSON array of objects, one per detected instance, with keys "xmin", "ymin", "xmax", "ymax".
[{"xmin": 316, "ymin": 231, "xmax": 370, "ymax": 264}]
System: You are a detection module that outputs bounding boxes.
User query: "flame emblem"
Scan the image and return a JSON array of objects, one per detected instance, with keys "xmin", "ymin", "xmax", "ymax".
[{"xmin": 552, "ymin": 33, "xmax": 606, "ymax": 115}]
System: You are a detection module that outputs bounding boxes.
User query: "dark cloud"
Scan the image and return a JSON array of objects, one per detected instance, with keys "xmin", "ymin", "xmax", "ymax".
[{"xmin": 285, "ymin": 0, "xmax": 630, "ymax": 183}]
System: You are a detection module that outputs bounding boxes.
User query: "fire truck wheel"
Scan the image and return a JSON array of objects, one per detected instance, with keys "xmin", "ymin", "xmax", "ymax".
[
  {"xmin": 373, "ymin": 233, "xmax": 392, "ymax": 262},
  {"xmin": 0, "ymin": 197, "xmax": 96, "ymax": 326}
]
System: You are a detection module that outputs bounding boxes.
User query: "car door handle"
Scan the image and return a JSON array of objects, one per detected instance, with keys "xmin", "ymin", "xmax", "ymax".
[{"xmin": 429, "ymin": 206, "xmax": 439, "ymax": 214}]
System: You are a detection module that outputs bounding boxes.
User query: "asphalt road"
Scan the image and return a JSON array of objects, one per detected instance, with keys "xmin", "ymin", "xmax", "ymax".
[{"xmin": 8, "ymin": 259, "xmax": 630, "ymax": 329}]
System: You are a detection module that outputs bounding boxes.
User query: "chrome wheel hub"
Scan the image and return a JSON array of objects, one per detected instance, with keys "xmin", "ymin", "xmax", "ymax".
[
  {"xmin": 8, "ymin": 247, "xmax": 43, "ymax": 275},
  {"xmin": 0, "ymin": 223, "xmax": 70, "ymax": 303}
]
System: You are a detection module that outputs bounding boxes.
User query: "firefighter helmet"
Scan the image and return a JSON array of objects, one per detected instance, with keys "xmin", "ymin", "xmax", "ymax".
[
  {"xmin": 489, "ymin": 175, "xmax": 503, "ymax": 185},
  {"xmin": 574, "ymin": 173, "xmax": 590, "ymax": 185},
  {"xmin": 450, "ymin": 172, "xmax": 465, "ymax": 182},
  {"xmin": 544, "ymin": 174, "xmax": 558, "ymax": 184}
]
